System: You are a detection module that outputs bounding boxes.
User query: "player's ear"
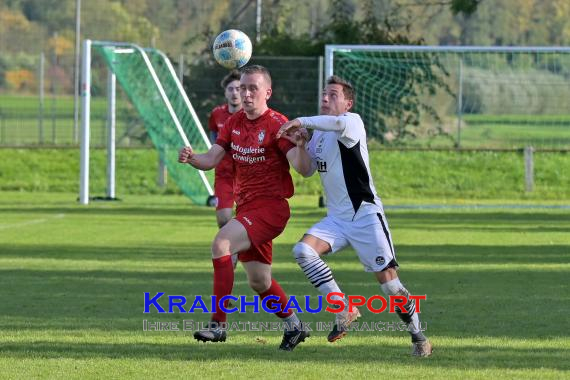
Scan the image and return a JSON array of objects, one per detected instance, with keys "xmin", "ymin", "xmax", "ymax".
[
  {"xmin": 346, "ymin": 99, "xmax": 353, "ymax": 112},
  {"xmin": 266, "ymin": 87, "xmax": 272, "ymax": 100}
]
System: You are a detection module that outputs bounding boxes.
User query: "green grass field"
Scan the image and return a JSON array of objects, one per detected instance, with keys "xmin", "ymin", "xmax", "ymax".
[{"xmin": 1, "ymin": 192, "xmax": 569, "ymax": 378}]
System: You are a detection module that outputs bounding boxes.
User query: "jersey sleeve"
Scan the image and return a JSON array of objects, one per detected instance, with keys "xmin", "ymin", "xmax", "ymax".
[
  {"xmin": 215, "ymin": 117, "xmax": 232, "ymax": 151},
  {"xmin": 298, "ymin": 113, "xmax": 364, "ymax": 148},
  {"xmin": 272, "ymin": 112, "xmax": 295, "ymax": 155},
  {"xmin": 277, "ymin": 136, "xmax": 296, "ymax": 155},
  {"xmin": 337, "ymin": 113, "xmax": 365, "ymax": 148}
]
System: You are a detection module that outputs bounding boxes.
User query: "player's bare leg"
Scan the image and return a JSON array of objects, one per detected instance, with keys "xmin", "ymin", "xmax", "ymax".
[
  {"xmin": 216, "ymin": 208, "xmax": 233, "ymax": 229},
  {"xmin": 293, "ymin": 234, "xmax": 357, "ymax": 343},
  {"xmin": 216, "ymin": 208, "xmax": 237, "ymax": 268},
  {"xmin": 242, "ymin": 261, "xmax": 310, "ymax": 351},
  {"xmin": 375, "ymin": 268, "xmax": 432, "ymax": 357},
  {"xmin": 194, "ymin": 220, "xmax": 250, "ymax": 343}
]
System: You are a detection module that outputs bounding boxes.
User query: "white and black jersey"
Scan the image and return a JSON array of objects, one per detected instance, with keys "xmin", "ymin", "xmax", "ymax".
[{"xmin": 299, "ymin": 112, "xmax": 384, "ymax": 221}]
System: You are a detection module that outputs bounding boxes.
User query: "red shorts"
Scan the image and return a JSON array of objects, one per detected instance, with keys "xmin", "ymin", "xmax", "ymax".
[
  {"xmin": 236, "ymin": 199, "xmax": 290, "ymax": 264},
  {"xmin": 214, "ymin": 175, "xmax": 234, "ymax": 211}
]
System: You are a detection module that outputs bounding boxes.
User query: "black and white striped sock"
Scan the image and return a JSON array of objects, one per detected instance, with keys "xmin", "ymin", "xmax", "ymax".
[
  {"xmin": 381, "ymin": 278, "xmax": 426, "ymax": 342},
  {"xmin": 293, "ymin": 242, "xmax": 345, "ymax": 304}
]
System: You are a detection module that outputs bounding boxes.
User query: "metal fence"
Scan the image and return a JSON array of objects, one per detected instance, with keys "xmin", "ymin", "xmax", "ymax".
[
  {"xmin": 0, "ymin": 52, "xmax": 322, "ymax": 147},
  {"xmin": 2, "ymin": 47, "xmax": 570, "ymax": 151}
]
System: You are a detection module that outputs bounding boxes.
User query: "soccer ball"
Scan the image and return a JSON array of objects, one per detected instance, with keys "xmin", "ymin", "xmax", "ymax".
[{"xmin": 212, "ymin": 29, "xmax": 252, "ymax": 69}]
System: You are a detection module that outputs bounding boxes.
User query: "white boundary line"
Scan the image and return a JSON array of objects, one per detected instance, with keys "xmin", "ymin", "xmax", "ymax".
[{"xmin": 0, "ymin": 214, "xmax": 65, "ymax": 231}]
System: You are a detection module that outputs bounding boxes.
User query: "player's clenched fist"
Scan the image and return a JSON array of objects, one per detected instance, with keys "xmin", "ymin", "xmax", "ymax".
[{"xmin": 178, "ymin": 146, "xmax": 194, "ymax": 163}]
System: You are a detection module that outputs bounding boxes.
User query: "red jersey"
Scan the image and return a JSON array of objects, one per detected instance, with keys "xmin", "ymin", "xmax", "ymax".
[
  {"xmin": 208, "ymin": 104, "xmax": 234, "ymax": 178},
  {"xmin": 216, "ymin": 108, "xmax": 295, "ymax": 207}
]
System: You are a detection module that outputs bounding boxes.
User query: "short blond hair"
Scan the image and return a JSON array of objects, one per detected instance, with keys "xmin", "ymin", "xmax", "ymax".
[{"xmin": 240, "ymin": 65, "xmax": 272, "ymax": 87}]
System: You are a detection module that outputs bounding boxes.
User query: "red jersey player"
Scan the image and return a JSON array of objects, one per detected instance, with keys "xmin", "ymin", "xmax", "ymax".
[
  {"xmin": 208, "ymin": 70, "xmax": 241, "ymax": 229},
  {"xmin": 179, "ymin": 65, "xmax": 312, "ymax": 351}
]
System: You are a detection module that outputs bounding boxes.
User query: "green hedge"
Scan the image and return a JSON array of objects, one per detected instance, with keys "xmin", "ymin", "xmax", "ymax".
[{"xmin": 1, "ymin": 148, "xmax": 569, "ymax": 200}]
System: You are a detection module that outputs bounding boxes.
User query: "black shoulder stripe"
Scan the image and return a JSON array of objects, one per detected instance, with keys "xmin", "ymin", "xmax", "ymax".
[{"xmin": 338, "ymin": 140, "xmax": 374, "ymax": 213}]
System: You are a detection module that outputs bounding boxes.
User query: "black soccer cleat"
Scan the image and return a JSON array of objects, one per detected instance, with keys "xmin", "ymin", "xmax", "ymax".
[
  {"xmin": 193, "ymin": 321, "xmax": 227, "ymax": 343},
  {"xmin": 279, "ymin": 327, "xmax": 310, "ymax": 351},
  {"xmin": 327, "ymin": 323, "xmax": 346, "ymax": 343}
]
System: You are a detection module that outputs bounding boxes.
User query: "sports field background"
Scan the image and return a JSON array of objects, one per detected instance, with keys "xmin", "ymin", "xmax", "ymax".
[
  {"xmin": 2, "ymin": 94, "xmax": 570, "ymax": 149},
  {"xmin": 1, "ymin": 124, "xmax": 570, "ymax": 378},
  {"xmin": 1, "ymin": 148, "xmax": 570, "ymax": 200},
  {"xmin": 0, "ymin": 191, "xmax": 569, "ymax": 378}
]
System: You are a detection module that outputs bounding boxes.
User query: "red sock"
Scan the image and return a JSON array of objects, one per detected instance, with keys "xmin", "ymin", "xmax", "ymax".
[
  {"xmin": 259, "ymin": 279, "xmax": 293, "ymax": 318},
  {"xmin": 211, "ymin": 255, "xmax": 234, "ymax": 323}
]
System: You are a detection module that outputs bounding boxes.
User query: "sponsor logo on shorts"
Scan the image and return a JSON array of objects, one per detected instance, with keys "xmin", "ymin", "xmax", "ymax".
[
  {"xmin": 243, "ymin": 216, "xmax": 253, "ymax": 225},
  {"xmin": 375, "ymin": 256, "xmax": 385, "ymax": 266},
  {"xmin": 232, "ymin": 129, "xmax": 240, "ymax": 135}
]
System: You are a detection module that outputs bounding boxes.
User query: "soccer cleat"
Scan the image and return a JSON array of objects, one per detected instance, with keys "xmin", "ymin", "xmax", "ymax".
[
  {"xmin": 327, "ymin": 306, "xmax": 361, "ymax": 343},
  {"xmin": 193, "ymin": 321, "xmax": 227, "ymax": 343},
  {"xmin": 279, "ymin": 326, "xmax": 310, "ymax": 351},
  {"xmin": 412, "ymin": 339, "xmax": 433, "ymax": 357}
]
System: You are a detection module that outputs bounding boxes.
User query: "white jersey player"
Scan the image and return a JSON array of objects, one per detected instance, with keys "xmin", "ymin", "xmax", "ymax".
[
  {"xmin": 303, "ymin": 111, "xmax": 384, "ymax": 221},
  {"xmin": 277, "ymin": 75, "xmax": 432, "ymax": 357}
]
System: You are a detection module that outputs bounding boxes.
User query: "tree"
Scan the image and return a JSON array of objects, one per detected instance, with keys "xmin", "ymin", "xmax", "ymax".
[
  {"xmin": 20, "ymin": 0, "xmax": 75, "ymax": 33},
  {"xmin": 251, "ymin": 0, "xmax": 454, "ymax": 143},
  {"xmin": 450, "ymin": 0, "xmax": 481, "ymax": 15},
  {"xmin": 47, "ymin": 34, "xmax": 73, "ymax": 57},
  {"xmin": 5, "ymin": 69, "xmax": 35, "ymax": 91}
]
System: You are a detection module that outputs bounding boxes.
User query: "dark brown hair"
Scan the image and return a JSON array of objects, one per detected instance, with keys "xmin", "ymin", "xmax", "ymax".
[
  {"xmin": 221, "ymin": 69, "xmax": 241, "ymax": 89},
  {"xmin": 327, "ymin": 75, "xmax": 355, "ymax": 103}
]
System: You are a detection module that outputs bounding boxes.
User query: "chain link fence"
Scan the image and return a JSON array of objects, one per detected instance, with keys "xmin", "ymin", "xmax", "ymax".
[
  {"xmin": 1, "ymin": 46, "xmax": 569, "ymax": 151},
  {"xmin": 0, "ymin": 51, "xmax": 322, "ymax": 147}
]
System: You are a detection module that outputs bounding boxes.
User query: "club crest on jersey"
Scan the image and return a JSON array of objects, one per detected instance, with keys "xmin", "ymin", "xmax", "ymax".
[{"xmin": 258, "ymin": 130, "xmax": 266, "ymax": 144}]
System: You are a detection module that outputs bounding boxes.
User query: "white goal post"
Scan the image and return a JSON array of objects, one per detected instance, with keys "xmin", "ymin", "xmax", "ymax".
[
  {"xmin": 324, "ymin": 45, "xmax": 570, "ymax": 150},
  {"xmin": 79, "ymin": 39, "xmax": 213, "ymax": 205}
]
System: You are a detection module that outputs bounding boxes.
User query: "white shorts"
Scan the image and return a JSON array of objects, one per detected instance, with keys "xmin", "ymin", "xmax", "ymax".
[{"xmin": 305, "ymin": 213, "xmax": 398, "ymax": 272}]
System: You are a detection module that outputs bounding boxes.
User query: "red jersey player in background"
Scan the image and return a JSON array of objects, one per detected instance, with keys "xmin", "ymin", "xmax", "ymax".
[
  {"xmin": 208, "ymin": 70, "xmax": 241, "ymax": 230},
  {"xmin": 179, "ymin": 65, "xmax": 313, "ymax": 351}
]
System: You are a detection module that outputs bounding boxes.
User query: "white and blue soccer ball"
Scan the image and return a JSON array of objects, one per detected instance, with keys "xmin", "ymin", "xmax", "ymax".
[{"xmin": 212, "ymin": 29, "xmax": 252, "ymax": 69}]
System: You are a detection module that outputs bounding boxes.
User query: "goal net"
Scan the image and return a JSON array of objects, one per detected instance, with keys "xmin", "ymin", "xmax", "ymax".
[
  {"xmin": 80, "ymin": 40, "xmax": 214, "ymax": 205},
  {"xmin": 325, "ymin": 45, "xmax": 570, "ymax": 149}
]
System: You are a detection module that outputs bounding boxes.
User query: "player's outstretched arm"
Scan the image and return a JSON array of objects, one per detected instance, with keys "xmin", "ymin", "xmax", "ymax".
[
  {"xmin": 178, "ymin": 144, "xmax": 226, "ymax": 171},
  {"xmin": 277, "ymin": 116, "xmax": 349, "ymax": 137},
  {"xmin": 297, "ymin": 115, "xmax": 348, "ymax": 132}
]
